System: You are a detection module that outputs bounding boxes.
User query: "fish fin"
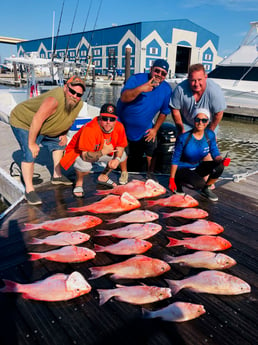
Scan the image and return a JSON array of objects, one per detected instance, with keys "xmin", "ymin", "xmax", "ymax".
[
  {"xmin": 28, "ymin": 238, "xmax": 43, "ymax": 244},
  {"xmin": 22, "ymin": 223, "xmax": 40, "ymax": 232},
  {"xmin": 95, "ymin": 189, "xmax": 110, "ymax": 196},
  {"xmin": 93, "ymin": 244, "xmax": 105, "ymax": 252},
  {"xmin": 166, "ymin": 226, "xmax": 178, "ymax": 232},
  {"xmin": 0, "ymin": 279, "xmax": 18, "ymax": 293},
  {"xmin": 161, "ymin": 212, "xmax": 172, "ymax": 219},
  {"xmin": 29, "ymin": 253, "xmax": 43, "ymax": 261},
  {"xmin": 97, "ymin": 289, "xmax": 114, "ymax": 306},
  {"xmin": 166, "ymin": 237, "xmax": 180, "ymax": 247},
  {"xmin": 164, "ymin": 279, "xmax": 181, "ymax": 295},
  {"xmin": 88, "ymin": 267, "xmax": 105, "ymax": 280},
  {"xmin": 145, "ymin": 200, "xmax": 157, "ymax": 207}
]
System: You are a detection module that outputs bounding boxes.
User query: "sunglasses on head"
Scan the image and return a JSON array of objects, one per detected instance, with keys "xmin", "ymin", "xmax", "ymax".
[
  {"xmin": 153, "ymin": 68, "xmax": 167, "ymax": 77},
  {"xmin": 100, "ymin": 116, "xmax": 116, "ymax": 122},
  {"xmin": 67, "ymin": 85, "xmax": 83, "ymax": 98},
  {"xmin": 194, "ymin": 117, "xmax": 209, "ymax": 124}
]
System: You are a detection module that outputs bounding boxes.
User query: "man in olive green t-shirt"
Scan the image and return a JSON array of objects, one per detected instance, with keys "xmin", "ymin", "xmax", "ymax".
[{"xmin": 10, "ymin": 75, "xmax": 85, "ymax": 205}]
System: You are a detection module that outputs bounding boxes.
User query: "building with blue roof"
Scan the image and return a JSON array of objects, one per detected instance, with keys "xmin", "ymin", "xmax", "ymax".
[{"xmin": 16, "ymin": 19, "xmax": 220, "ymax": 77}]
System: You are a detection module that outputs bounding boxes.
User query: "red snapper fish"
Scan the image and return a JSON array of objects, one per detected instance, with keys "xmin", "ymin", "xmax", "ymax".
[
  {"xmin": 0, "ymin": 271, "xmax": 91, "ymax": 301},
  {"xmin": 23, "ymin": 215, "xmax": 102, "ymax": 232},
  {"xmin": 146, "ymin": 194, "xmax": 199, "ymax": 208},
  {"xmin": 107, "ymin": 210, "xmax": 159, "ymax": 224},
  {"xmin": 96, "ymin": 179, "xmax": 166, "ymax": 199},
  {"xmin": 142, "ymin": 302, "xmax": 206, "ymax": 322},
  {"xmin": 97, "ymin": 284, "xmax": 171, "ymax": 305},
  {"xmin": 29, "ymin": 231, "xmax": 90, "ymax": 246},
  {"xmin": 94, "ymin": 238, "xmax": 152, "ymax": 255},
  {"xmin": 166, "ymin": 219, "xmax": 224, "ymax": 235},
  {"xmin": 167, "ymin": 235, "xmax": 232, "ymax": 251},
  {"xmin": 164, "ymin": 251, "xmax": 237, "ymax": 269},
  {"xmin": 165, "ymin": 270, "xmax": 251, "ymax": 295},
  {"xmin": 29, "ymin": 245, "xmax": 96, "ymax": 263},
  {"xmin": 68, "ymin": 192, "xmax": 140, "ymax": 214},
  {"xmin": 162, "ymin": 208, "xmax": 208, "ymax": 219},
  {"xmin": 95, "ymin": 223, "xmax": 162, "ymax": 240},
  {"xmin": 89, "ymin": 255, "xmax": 170, "ymax": 280}
]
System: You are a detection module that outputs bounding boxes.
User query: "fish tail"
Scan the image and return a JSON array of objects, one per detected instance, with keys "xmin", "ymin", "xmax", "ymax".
[
  {"xmin": 97, "ymin": 289, "xmax": 114, "ymax": 305},
  {"xmin": 88, "ymin": 267, "xmax": 105, "ymax": 280},
  {"xmin": 142, "ymin": 308, "xmax": 152, "ymax": 319},
  {"xmin": 0, "ymin": 279, "xmax": 18, "ymax": 293},
  {"xmin": 94, "ymin": 230, "xmax": 109, "ymax": 237},
  {"xmin": 165, "ymin": 279, "xmax": 181, "ymax": 295},
  {"xmin": 95, "ymin": 190, "xmax": 109, "ymax": 196},
  {"xmin": 145, "ymin": 200, "xmax": 157, "ymax": 207},
  {"xmin": 22, "ymin": 223, "xmax": 39, "ymax": 232},
  {"xmin": 166, "ymin": 237, "xmax": 181, "ymax": 247},
  {"xmin": 93, "ymin": 244, "xmax": 105, "ymax": 252},
  {"xmin": 166, "ymin": 226, "xmax": 178, "ymax": 232},
  {"xmin": 28, "ymin": 238, "xmax": 43, "ymax": 244},
  {"xmin": 162, "ymin": 212, "xmax": 173, "ymax": 219},
  {"xmin": 106, "ymin": 219, "xmax": 117, "ymax": 224},
  {"xmin": 29, "ymin": 253, "xmax": 43, "ymax": 261},
  {"xmin": 163, "ymin": 254, "xmax": 175, "ymax": 263}
]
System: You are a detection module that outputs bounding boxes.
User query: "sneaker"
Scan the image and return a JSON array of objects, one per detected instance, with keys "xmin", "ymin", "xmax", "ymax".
[
  {"xmin": 51, "ymin": 175, "xmax": 73, "ymax": 185},
  {"xmin": 201, "ymin": 186, "xmax": 218, "ymax": 201},
  {"xmin": 25, "ymin": 191, "xmax": 42, "ymax": 205},
  {"xmin": 119, "ymin": 171, "xmax": 128, "ymax": 185}
]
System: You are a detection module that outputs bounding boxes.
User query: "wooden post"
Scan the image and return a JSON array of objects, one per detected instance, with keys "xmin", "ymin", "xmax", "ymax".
[
  {"xmin": 13, "ymin": 63, "xmax": 19, "ymax": 87},
  {"xmin": 125, "ymin": 45, "xmax": 131, "ymax": 82}
]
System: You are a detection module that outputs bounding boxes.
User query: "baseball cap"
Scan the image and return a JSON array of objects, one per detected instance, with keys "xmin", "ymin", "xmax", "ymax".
[
  {"xmin": 100, "ymin": 103, "xmax": 117, "ymax": 118},
  {"xmin": 193, "ymin": 108, "xmax": 211, "ymax": 121},
  {"xmin": 67, "ymin": 75, "xmax": 86, "ymax": 91},
  {"xmin": 152, "ymin": 59, "xmax": 169, "ymax": 72}
]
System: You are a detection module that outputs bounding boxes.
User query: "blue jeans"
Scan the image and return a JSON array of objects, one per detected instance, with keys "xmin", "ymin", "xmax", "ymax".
[{"xmin": 11, "ymin": 126, "xmax": 66, "ymax": 163}]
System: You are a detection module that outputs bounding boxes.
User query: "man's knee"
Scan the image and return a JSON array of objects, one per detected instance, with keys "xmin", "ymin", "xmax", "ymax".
[{"xmin": 74, "ymin": 156, "xmax": 92, "ymax": 172}]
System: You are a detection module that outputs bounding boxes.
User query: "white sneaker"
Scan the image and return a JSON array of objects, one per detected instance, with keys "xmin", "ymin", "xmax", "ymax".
[{"xmin": 119, "ymin": 171, "xmax": 128, "ymax": 185}]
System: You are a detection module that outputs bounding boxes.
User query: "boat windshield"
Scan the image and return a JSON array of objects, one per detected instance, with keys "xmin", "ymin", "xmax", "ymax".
[{"xmin": 241, "ymin": 22, "xmax": 258, "ymax": 47}]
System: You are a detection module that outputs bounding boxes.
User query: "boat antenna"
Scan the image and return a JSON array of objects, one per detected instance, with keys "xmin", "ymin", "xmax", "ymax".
[
  {"xmin": 76, "ymin": 0, "xmax": 93, "ymax": 62},
  {"xmin": 64, "ymin": 0, "xmax": 80, "ymax": 62},
  {"xmin": 52, "ymin": 0, "xmax": 65, "ymax": 61}
]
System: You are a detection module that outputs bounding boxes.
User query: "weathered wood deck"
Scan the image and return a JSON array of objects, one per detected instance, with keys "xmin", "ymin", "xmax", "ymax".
[{"xmin": 0, "ymin": 169, "xmax": 257, "ymax": 345}]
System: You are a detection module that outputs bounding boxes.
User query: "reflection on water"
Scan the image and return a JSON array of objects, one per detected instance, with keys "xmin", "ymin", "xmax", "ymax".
[{"xmin": 84, "ymin": 85, "xmax": 258, "ymax": 178}]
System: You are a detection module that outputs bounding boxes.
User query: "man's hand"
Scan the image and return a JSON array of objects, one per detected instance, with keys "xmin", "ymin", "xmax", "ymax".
[
  {"xmin": 108, "ymin": 158, "xmax": 120, "ymax": 170},
  {"xmin": 59, "ymin": 135, "xmax": 67, "ymax": 146},
  {"xmin": 102, "ymin": 139, "xmax": 115, "ymax": 156},
  {"xmin": 29, "ymin": 143, "xmax": 40, "ymax": 159},
  {"xmin": 144, "ymin": 128, "xmax": 157, "ymax": 142},
  {"xmin": 169, "ymin": 177, "xmax": 177, "ymax": 193}
]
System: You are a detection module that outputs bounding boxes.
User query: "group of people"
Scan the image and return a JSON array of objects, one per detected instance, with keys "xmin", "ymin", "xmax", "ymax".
[{"xmin": 10, "ymin": 59, "xmax": 230, "ymax": 205}]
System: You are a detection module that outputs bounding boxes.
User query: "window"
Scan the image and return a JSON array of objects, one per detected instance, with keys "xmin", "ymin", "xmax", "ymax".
[
  {"xmin": 150, "ymin": 47, "xmax": 158, "ymax": 55},
  {"xmin": 94, "ymin": 60, "xmax": 100, "ymax": 67},
  {"xmin": 203, "ymin": 64, "xmax": 210, "ymax": 71},
  {"xmin": 81, "ymin": 51, "xmax": 87, "ymax": 57},
  {"xmin": 70, "ymin": 52, "xmax": 75, "ymax": 57},
  {"xmin": 204, "ymin": 54, "xmax": 212, "ymax": 61},
  {"xmin": 94, "ymin": 49, "xmax": 101, "ymax": 56}
]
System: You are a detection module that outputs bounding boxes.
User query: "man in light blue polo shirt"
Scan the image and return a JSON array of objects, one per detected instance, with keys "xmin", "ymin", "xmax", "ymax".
[{"xmin": 170, "ymin": 63, "xmax": 226, "ymax": 135}]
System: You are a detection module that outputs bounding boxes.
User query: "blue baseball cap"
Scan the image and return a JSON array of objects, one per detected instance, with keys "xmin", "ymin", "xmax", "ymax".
[{"xmin": 152, "ymin": 59, "xmax": 169, "ymax": 72}]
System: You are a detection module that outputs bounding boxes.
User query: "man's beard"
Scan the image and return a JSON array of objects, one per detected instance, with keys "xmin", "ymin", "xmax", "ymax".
[{"xmin": 65, "ymin": 98, "xmax": 77, "ymax": 113}]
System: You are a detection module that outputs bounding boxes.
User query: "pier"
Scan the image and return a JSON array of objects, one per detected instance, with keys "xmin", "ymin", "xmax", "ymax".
[{"xmin": 0, "ymin": 123, "xmax": 257, "ymax": 345}]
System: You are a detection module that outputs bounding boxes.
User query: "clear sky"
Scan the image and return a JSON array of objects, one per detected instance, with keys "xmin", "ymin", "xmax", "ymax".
[{"xmin": 0, "ymin": 0, "xmax": 257, "ymax": 62}]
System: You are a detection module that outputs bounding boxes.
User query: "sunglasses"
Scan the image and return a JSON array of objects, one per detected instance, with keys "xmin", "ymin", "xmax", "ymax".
[
  {"xmin": 100, "ymin": 116, "xmax": 116, "ymax": 122},
  {"xmin": 153, "ymin": 68, "xmax": 167, "ymax": 77},
  {"xmin": 67, "ymin": 85, "xmax": 83, "ymax": 98},
  {"xmin": 194, "ymin": 117, "xmax": 209, "ymax": 124}
]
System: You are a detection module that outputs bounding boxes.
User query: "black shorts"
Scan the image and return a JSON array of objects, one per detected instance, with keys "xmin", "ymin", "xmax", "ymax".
[{"xmin": 127, "ymin": 137, "xmax": 157, "ymax": 158}]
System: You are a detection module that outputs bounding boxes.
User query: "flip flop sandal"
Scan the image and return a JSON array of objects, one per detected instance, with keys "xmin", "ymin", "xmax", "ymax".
[
  {"xmin": 73, "ymin": 186, "xmax": 85, "ymax": 198},
  {"xmin": 97, "ymin": 177, "xmax": 116, "ymax": 188}
]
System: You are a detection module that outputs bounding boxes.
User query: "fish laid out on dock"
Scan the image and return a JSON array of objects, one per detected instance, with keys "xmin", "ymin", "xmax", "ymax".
[
  {"xmin": 162, "ymin": 208, "xmax": 208, "ymax": 219},
  {"xmin": 96, "ymin": 179, "xmax": 166, "ymax": 199},
  {"xmin": 146, "ymin": 194, "xmax": 199, "ymax": 208},
  {"xmin": 29, "ymin": 245, "xmax": 96, "ymax": 263},
  {"xmin": 166, "ymin": 235, "xmax": 232, "ymax": 251},
  {"xmin": 164, "ymin": 251, "xmax": 237, "ymax": 269},
  {"xmin": 106, "ymin": 210, "xmax": 159, "ymax": 224},
  {"xmin": 94, "ymin": 238, "xmax": 152, "ymax": 255},
  {"xmin": 166, "ymin": 219, "xmax": 224, "ymax": 235},
  {"xmin": 68, "ymin": 192, "xmax": 140, "ymax": 213},
  {"xmin": 94, "ymin": 222, "xmax": 162, "ymax": 239},
  {"xmin": 0, "ymin": 271, "xmax": 92, "ymax": 301},
  {"xmin": 142, "ymin": 302, "xmax": 206, "ymax": 322},
  {"xmin": 23, "ymin": 215, "xmax": 102, "ymax": 232},
  {"xmin": 97, "ymin": 284, "xmax": 171, "ymax": 305},
  {"xmin": 165, "ymin": 270, "xmax": 251, "ymax": 295},
  {"xmin": 29, "ymin": 231, "xmax": 91, "ymax": 246},
  {"xmin": 89, "ymin": 255, "xmax": 170, "ymax": 280}
]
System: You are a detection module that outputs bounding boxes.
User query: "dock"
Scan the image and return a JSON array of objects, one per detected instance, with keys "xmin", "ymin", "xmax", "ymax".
[{"xmin": 0, "ymin": 117, "xmax": 257, "ymax": 344}]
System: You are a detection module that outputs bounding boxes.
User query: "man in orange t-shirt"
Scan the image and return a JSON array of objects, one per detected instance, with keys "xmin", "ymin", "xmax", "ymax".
[{"xmin": 60, "ymin": 103, "xmax": 127, "ymax": 197}]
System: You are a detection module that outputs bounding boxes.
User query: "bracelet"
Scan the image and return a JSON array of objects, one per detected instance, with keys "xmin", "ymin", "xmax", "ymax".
[{"xmin": 115, "ymin": 156, "xmax": 121, "ymax": 162}]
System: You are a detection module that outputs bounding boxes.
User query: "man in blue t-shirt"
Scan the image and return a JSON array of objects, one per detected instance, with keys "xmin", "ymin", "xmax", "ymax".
[
  {"xmin": 170, "ymin": 63, "xmax": 226, "ymax": 135},
  {"xmin": 117, "ymin": 59, "xmax": 172, "ymax": 184}
]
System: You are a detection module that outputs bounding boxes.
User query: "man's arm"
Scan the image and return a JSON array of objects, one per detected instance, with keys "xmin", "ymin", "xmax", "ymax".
[
  {"xmin": 171, "ymin": 108, "xmax": 185, "ymax": 135},
  {"xmin": 209, "ymin": 111, "xmax": 224, "ymax": 132},
  {"xmin": 81, "ymin": 139, "xmax": 115, "ymax": 163},
  {"xmin": 120, "ymin": 78, "xmax": 156, "ymax": 103}
]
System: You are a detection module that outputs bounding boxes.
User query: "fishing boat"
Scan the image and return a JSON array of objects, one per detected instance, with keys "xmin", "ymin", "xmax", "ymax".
[{"xmin": 208, "ymin": 21, "xmax": 258, "ymax": 114}]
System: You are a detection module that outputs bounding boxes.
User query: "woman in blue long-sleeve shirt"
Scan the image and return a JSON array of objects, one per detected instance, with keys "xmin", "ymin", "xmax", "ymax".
[{"xmin": 169, "ymin": 108, "xmax": 230, "ymax": 201}]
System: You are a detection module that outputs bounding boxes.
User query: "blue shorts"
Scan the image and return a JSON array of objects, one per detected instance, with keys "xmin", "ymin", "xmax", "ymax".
[{"xmin": 11, "ymin": 126, "xmax": 66, "ymax": 163}]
